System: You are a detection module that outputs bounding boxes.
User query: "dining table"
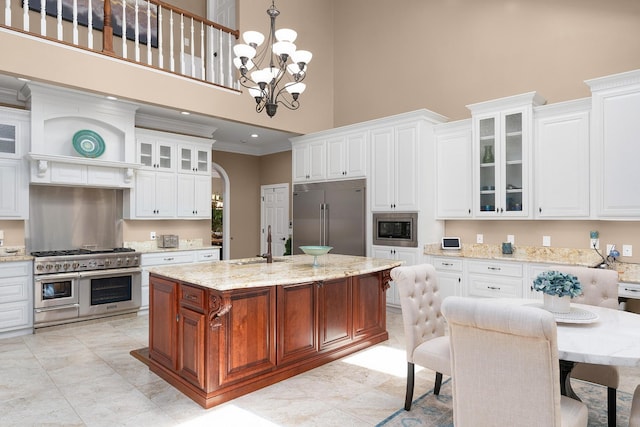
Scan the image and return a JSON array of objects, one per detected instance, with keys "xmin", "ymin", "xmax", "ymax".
[{"xmin": 500, "ymin": 299, "xmax": 640, "ymax": 400}]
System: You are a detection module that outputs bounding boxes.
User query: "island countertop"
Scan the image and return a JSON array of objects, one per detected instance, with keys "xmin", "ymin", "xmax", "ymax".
[{"xmin": 147, "ymin": 254, "xmax": 402, "ymax": 291}]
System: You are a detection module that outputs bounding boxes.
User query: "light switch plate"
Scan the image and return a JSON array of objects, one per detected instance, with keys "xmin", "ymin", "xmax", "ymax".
[
  {"xmin": 543, "ymin": 236, "xmax": 551, "ymax": 247},
  {"xmin": 623, "ymin": 245, "xmax": 633, "ymax": 257},
  {"xmin": 476, "ymin": 234, "xmax": 483, "ymax": 244}
]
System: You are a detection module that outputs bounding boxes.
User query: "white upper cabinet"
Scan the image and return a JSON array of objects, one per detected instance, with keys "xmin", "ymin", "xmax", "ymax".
[
  {"xmin": 137, "ymin": 138, "xmax": 176, "ymax": 172},
  {"xmin": 326, "ymin": 131, "xmax": 367, "ymax": 180},
  {"xmin": 291, "ymin": 139, "xmax": 326, "ymax": 182},
  {"xmin": 178, "ymin": 143, "xmax": 211, "ymax": 175},
  {"xmin": 534, "ymin": 99, "xmax": 591, "ymax": 218},
  {"xmin": 0, "ymin": 108, "xmax": 29, "ymax": 219},
  {"xmin": 371, "ymin": 121, "xmax": 422, "ymax": 211},
  {"xmin": 435, "ymin": 119, "xmax": 473, "ymax": 219},
  {"xmin": 177, "ymin": 174, "xmax": 211, "ymax": 218},
  {"xmin": 468, "ymin": 92, "xmax": 545, "ymax": 218},
  {"xmin": 586, "ymin": 70, "xmax": 640, "ymax": 218}
]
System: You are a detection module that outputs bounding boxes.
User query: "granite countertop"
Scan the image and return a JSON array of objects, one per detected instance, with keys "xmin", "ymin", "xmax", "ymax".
[
  {"xmin": 0, "ymin": 247, "xmax": 32, "ymax": 262},
  {"xmin": 424, "ymin": 243, "xmax": 603, "ymax": 267},
  {"xmin": 147, "ymin": 254, "xmax": 402, "ymax": 292},
  {"xmin": 424, "ymin": 243, "xmax": 640, "ymax": 283},
  {"xmin": 125, "ymin": 239, "xmax": 220, "ymax": 254}
]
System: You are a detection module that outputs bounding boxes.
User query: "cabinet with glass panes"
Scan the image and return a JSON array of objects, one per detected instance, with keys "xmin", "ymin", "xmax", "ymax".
[{"xmin": 468, "ymin": 93, "xmax": 544, "ymax": 218}]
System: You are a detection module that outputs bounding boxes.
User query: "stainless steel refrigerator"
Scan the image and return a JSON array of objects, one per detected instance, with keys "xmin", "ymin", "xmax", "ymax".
[{"xmin": 292, "ymin": 179, "xmax": 366, "ymax": 256}]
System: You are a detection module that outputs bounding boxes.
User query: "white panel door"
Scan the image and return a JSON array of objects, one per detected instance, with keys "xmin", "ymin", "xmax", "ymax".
[{"xmin": 261, "ymin": 184, "xmax": 290, "ymax": 257}]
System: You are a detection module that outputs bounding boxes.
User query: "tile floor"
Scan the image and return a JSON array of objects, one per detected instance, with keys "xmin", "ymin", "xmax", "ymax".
[{"xmin": 1, "ymin": 309, "xmax": 639, "ymax": 426}]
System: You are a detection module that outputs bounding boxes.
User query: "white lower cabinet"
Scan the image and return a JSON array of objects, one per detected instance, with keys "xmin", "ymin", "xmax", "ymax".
[
  {"xmin": 139, "ymin": 248, "xmax": 221, "ymax": 312},
  {"xmin": 467, "ymin": 260, "xmax": 524, "ymax": 298},
  {"xmin": 372, "ymin": 245, "xmax": 420, "ymax": 307},
  {"xmin": 0, "ymin": 260, "xmax": 33, "ymax": 338},
  {"xmin": 431, "ymin": 257, "xmax": 464, "ymax": 301}
]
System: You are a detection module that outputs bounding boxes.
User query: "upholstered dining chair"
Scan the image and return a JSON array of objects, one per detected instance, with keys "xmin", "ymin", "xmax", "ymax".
[
  {"xmin": 630, "ymin": 384, "xmax": 640, "ymax": 427},
  {"xmin": 555, "ymin": 265, "xmax": 619, "ymax": 427},
  {"xmin": 441, "ymin": 296, "xmax": 588, "ymax": 427},
  {"xmin": 390, "ymin": 264, "xmax": 451, "ymax": 411}
]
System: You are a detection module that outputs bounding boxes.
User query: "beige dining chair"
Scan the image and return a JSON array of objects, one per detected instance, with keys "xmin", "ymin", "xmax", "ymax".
[
  {"xmin": 442, "ymin": 296, "xmax": 588, "ymax": 427},
  {"xmin": 630, "ymin": 384, "xmax": 640, "ymax": 427},
  {"xmin": 555, "ymin": 265, "xmax": 619, "ymax": 427},
  {"xmin": 390, "ymin": 264, "xmax": 451, "ymax": 411}
]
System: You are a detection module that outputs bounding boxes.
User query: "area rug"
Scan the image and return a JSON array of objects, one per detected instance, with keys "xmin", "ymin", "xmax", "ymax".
[{"xmin": 377, "ymin": 379, "xmax": 632, "ymax": 426}]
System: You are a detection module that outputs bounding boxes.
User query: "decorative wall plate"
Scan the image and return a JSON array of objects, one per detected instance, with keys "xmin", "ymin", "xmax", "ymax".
[{"xmin": 72, "ymin": 130, "xmax": 105, "ymax": 158}]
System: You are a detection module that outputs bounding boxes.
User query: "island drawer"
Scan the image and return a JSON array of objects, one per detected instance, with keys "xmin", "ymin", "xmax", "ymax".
[{"xmin": 180, "ymin": 284, "xmax": 206, "ymax": 311}]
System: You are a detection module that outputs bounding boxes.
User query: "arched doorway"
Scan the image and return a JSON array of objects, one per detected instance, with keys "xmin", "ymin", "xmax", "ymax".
[{"xmin": 211, "ymin": 162, "xmax": 230, "ymax": 260}]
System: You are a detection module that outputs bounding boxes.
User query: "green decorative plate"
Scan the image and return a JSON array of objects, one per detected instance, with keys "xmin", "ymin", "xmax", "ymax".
[{"xmin": 72, "ymin": 130, "xmax": 105, "ymax": 158}]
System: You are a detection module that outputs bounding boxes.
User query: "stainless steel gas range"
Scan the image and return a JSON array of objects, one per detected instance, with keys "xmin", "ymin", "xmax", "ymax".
[{"xmin": 32, "ymin": 248, "xmax": 142, "ymax": 328}]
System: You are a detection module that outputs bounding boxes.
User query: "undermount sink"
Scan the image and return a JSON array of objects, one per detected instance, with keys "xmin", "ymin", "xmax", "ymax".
[{"xmin": 230, "ymin": 258, "xmax": 286, "ymax": 266}]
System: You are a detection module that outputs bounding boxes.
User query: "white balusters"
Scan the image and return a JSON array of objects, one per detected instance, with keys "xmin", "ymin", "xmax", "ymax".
[
  {"xmin": 134, "ymin": 0, "xmax": 140, "ymax": 62},
  {"xmin": 72, "ymin": 0, "xmax": 78, "ymax": 45},
  {"xmin": 120, "ymin": 0, "xmax": 127, "ymax": 57},
  {"xmin": 200, "ymin": 22, "xmax": 205, "ymax": 81},
  {"xmin": 56, "ymin": 0, "xmax": 62, "ymax": 40},
  {"xmin": 146, "ymin": 0, "xmax": 152, "ymax": 65},
  {"xmin": 22, "ymin": 0, "xmax": 29, "ymax": 31},
  {"xmin": 4, "ymin": 0, "xmax": 10, "ymax": 26},
  {"xmin": 189, "ymin": 17, "xmax": 195, "ymax": 77},
  {"xmin": 39, "ymin": 0, "xmax": 46, "ymax": 36},
  {"xmin": 169, "ymin": 9, "xmax": 175, "ymax": 72},
  {"xmin": 158, "ymin": 5, "xmax": 163, "ymax": 68},
  {"xmin": 87, "ymin": 0, "xmax": 93, "ymax": 49},
  {"xmin": 179, "ymin": 14, "xmax": 185, "ymax": 75}
]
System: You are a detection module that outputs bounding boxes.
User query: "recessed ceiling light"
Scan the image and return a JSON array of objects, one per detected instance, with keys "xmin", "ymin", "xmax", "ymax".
[
  {"xmin": 181, "ymin": 111, "xmax": 190, "ymax": 115},
  {"xmin": 106, "ymin": 95, "xmax": 118, "ymax": 100},
  {"xmin": 251, "ymin": 133, "xmax": 259, "ymax": 138}
]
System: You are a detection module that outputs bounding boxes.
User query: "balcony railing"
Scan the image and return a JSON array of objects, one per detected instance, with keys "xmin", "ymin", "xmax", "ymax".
[{"xmin": 2, "ymin": 0, "xmax": 240, "ymax": 91}]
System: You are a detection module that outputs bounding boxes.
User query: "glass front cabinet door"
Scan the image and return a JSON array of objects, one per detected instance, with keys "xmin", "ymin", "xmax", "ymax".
[{"xmin": 469, "ymin": 92, "xmax": 544, "ymax": 218}]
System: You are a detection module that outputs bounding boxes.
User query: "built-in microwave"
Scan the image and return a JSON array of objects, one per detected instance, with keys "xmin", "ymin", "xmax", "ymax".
[{"xmin": 372, "ymin": 212, "xmax": 418, "ymax": 247}]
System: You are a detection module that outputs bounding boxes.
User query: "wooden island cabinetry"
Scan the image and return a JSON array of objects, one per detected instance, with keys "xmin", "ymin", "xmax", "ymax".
[{"xmin": 139, "ymin": 255, "xmax": 398, "ymax": 408}]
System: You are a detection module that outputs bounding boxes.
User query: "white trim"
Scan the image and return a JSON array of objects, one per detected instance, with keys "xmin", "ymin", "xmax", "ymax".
[{"xmin": 212, "ymin": 162, "xmax": 230, "ymax": 260}]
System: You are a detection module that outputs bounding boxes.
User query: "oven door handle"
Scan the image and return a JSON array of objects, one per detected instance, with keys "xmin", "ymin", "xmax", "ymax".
[
  {"xmin": 35, "ymin": 272, "xmax": 80, "ymax": 282},
  {"xmin": 78, "ymin": 267, "xmax": 142, "ymax": 278},
  {"xmin": 35, "ymin": 304, "xmax": 80, "ymax": 313}
]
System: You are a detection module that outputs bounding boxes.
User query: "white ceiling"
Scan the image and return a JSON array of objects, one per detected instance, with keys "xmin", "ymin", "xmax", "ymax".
[{"xmin": 0, "ymin": 74, "xmax": 298, "ymax": 156}]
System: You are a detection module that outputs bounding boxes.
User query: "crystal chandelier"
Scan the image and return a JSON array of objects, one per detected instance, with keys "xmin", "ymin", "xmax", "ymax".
[{"xmin": 233, "ymin": 1, "xmax": 312, "ymax": 118}]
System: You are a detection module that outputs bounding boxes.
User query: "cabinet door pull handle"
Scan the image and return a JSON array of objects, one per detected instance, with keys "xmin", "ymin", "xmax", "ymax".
[
  {"xmin": 625, "ymin": 288, "xmax": 640, "ymax": 293},
  {"xmin": 539, "ymin": 207, "xmax": 542, "ymax": 213},
  {"xmin": 442, "ymin": 262, "xmax": 453, "ymax": 266},
  {"xmin": 176, "ymin": 314, "xmax": 180, "ymax": 322},
  {"xmin": 164, "ymin": 257, "xmax": 175, "ymax": 261},
  {"xmin": 488, "ymin": 266, "xmax": 501, "ymax": 271},
  {"xmin": 488, "ymin": 286, "xmax": 501, "ymax": 290}
]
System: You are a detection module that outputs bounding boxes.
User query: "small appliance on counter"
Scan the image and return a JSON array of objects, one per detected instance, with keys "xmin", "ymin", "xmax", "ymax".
[
  {"xmin": 441, "ymin": 237, "xmax": 461, "ymax": 250},
  {"xmin": 158, "ymin": 235, "xmax": 179, "ymax": 248}
]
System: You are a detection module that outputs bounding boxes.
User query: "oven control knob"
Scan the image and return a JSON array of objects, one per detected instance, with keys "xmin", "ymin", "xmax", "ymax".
[
  {"xmin": 124, "ymin": 258, "xmax": 131, "ymax": 265},
  {"xmin": 72, "ymin": 262, "xmax": 79, "ymax": 270},
  {"xmin": 104, "ymin": 259, "xmax": 111, "ymax": 266},
  {"xmin": 54, "ymin": 264, "xmax": 61, "ymax": 270},
  {"xmin": 45, "ymin": 264, "xmax": 52, "ymax": 270},
  {"xmin": 116, "ymin": 258, "xmax": 122, "ymax": 266},
  {"xmin": 62, "ymin": 263, "xmax": 70, "ymax": 270},
  {"xmin": 88, "ymin": 261, "xmax": 97, "ymax": 268}
]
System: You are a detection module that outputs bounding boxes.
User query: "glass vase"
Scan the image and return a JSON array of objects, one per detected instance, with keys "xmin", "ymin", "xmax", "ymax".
[{"xmin": 482, "ymin": 145, "xmax": 494, "ymax": 163}]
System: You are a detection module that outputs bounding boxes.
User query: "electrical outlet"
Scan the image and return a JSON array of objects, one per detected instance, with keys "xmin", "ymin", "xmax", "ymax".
[
  {"xmin": 476, "ymin": 234, "xmax": 483, "ymax": 244},
  {"xmin": 623, "ymin": 245, "xmax": 633, "ymax": 257},
  {"xmin": 606, "ymin": 244, "xmax": 615, "ymax": 255},
  {"xmin": 590, "ymin": 238, "xmax": 599, "ymax": 250},
  {"xmin": 543, "ymin": 235, "xmax": 551, "ymax": 247},
  {"xmin": 507, "ymin": 234, "xmax": 515, "ymax": 244},
  {"xmin": 150, "ymin": 231, "xmax": 156, "ymax": 241}
]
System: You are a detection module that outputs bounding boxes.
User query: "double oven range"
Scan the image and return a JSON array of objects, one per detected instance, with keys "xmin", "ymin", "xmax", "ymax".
[{"xmin": 32, "ymin": 248, "xmax": 142, "ymax": 328}]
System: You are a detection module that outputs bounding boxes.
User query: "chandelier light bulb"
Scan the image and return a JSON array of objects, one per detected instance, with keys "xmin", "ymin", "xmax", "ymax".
[
  {"xmin": 272, "ymin": 41, "xmax": 296, "ymax": 58},
  {"xmin": 275, "ymin": 28, "xmax": 297, "ymax": 43},
  {"xmin": 232, "ymin": 44, "xmax": 256, "ymax": 60},
  {"xmin": 243, "ymin": 30, "xmax": 265, "ymax": 47},
  {"xmin": 291, "ymin": 50, "xmax": 312, "ymax": 65}
]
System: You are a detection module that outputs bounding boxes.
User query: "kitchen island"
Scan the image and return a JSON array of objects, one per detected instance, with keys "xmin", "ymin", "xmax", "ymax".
[{"xmin": 133, "ymin": 254, "xmax": 401, "ymax": 408}]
